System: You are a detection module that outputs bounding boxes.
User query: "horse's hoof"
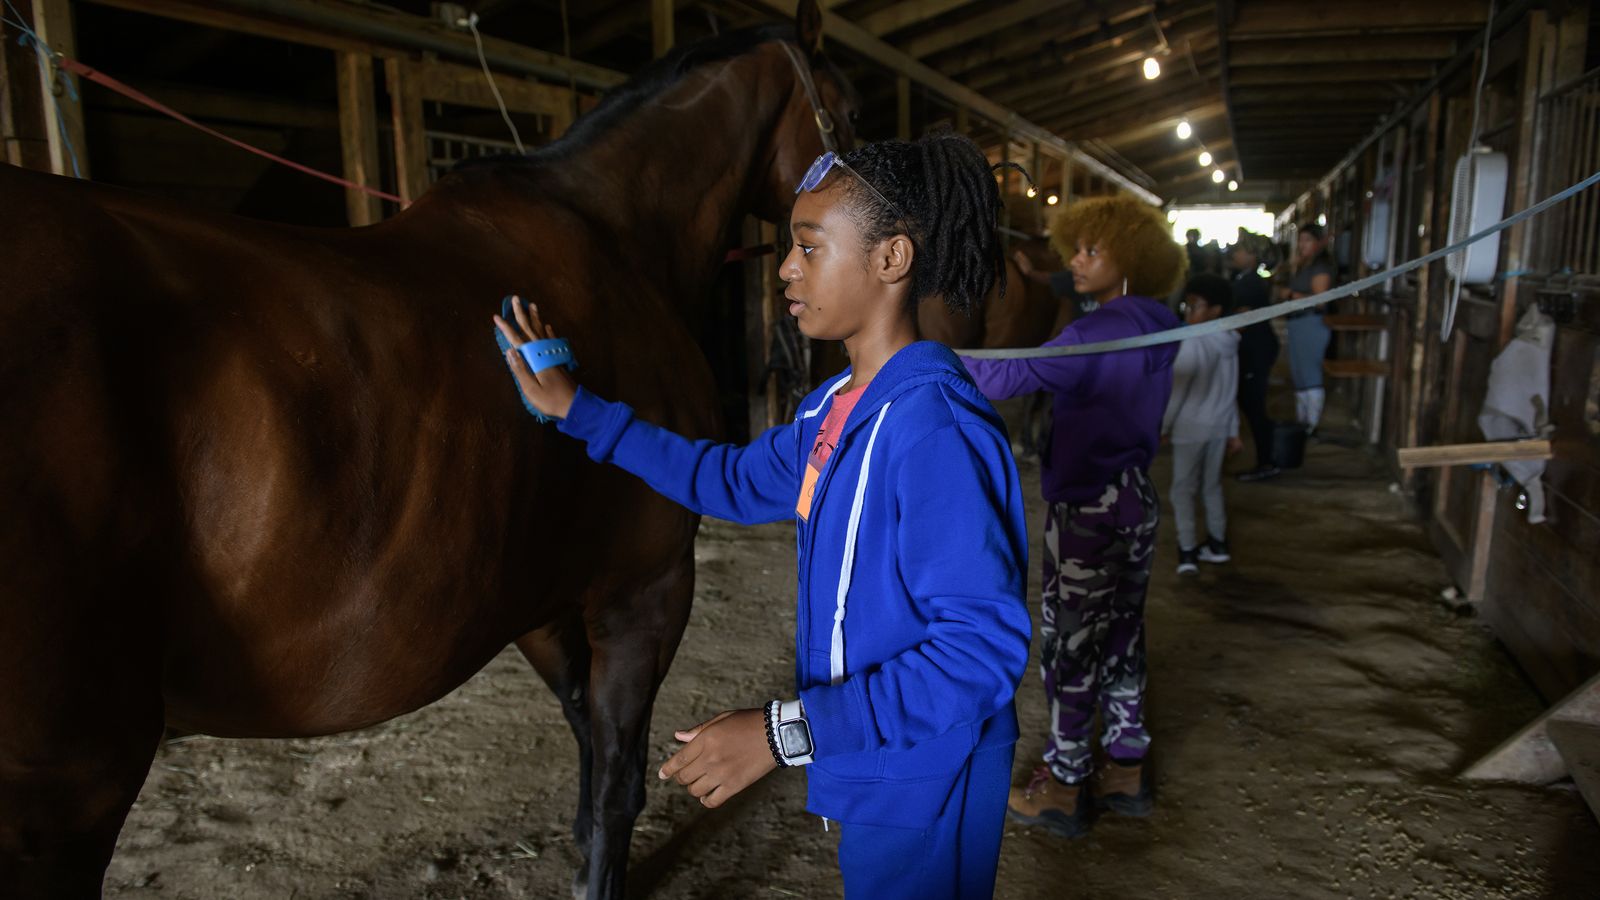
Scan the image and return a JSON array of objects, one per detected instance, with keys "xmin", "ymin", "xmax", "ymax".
[{"xmin": 570, "ymin": 869, "xmax": 589, "ymax": 900}]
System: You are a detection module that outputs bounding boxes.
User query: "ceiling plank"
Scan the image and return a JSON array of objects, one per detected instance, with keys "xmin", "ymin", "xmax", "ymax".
[
  {"xmin": 1229, "ymin": 35, "xmax": 1457, "ymax": 65},
  {"xmin": 1046, "ymin": 86, "xmax": 1219, "ymax": 140},
  {"xmin": 856, "ymin": 0, "xmax": 978, "ymax": 36},
  {"xmin": 1091, "ymin": 99, "xmax": 1227, "ymax": 144},
  {"xmin": 1226, "ymin": 62, "xmax": 1438, "ymax": 86},
  {"xmin": 898, "ymin": 0, "xmax": 1078, "ymax": 60},
  {"xmin": 1227, "ymin": 1, "xmax": 1490, "ymax": 39}
]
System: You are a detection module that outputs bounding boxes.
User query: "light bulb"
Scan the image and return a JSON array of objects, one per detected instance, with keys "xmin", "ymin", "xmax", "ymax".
[
  {"xmin": 1227, "ymin": 180, "xmax": 1239, "ymax": 192},
  {"xmin": 1175, "ymin": 120, "xmax": 1192, "ymax": 140},
  {"xmin": 1142, "ymin": 57, "xmax": 1160, "ymax": 80},
  {"xmin": 1046, "ymin": 194, "xmax": 1059, "ymax": 206},
  {"xmin": 1198, "ymin": 151, "xmax": 1212, "ymax": 167},
  {"xmin": 1026, "ymin": 186, "xmax": 1037, "ymax": 198},
  {"xmin": 1212, "ymin": 169, "xmax": 1225, "ymax": 183}
]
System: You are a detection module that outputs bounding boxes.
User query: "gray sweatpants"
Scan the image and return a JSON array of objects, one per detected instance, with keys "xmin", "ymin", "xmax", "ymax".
[{"xmin": 1170, "ymin": 438, "xmax": 1228, "ymax": 550}]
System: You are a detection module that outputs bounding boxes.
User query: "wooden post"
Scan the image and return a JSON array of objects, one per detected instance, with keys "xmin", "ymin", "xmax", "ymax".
[
  {"xmin": 1498, "ymin": 12, "xmax": 1547, "ymax": 348},
  {"xmin": 1060, "ymin": 153, "xmax": 1072, "ymax": 207},
  {"xmin": 30, "ymin": 0, "xmax": 88, "ymax": 178},
  {"xmin": 896, "ymin": 74, "xmax": 911, "ymax": 141},
  {"xmin": 337, "ymin": 52, "xmax": 383, "ymax": 226},
  {"xmin": 385, "ymin": 57, "xmax": 429, "ymax": 205},
  {"xmin": 651, "ymin": 0, "xmax": 674, "ymax": 59}
]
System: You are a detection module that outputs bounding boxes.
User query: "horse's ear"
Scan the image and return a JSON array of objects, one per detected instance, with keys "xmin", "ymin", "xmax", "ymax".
[{"xmin": 795, "ymin": 0, "xmax": 824, "ymax": 59}]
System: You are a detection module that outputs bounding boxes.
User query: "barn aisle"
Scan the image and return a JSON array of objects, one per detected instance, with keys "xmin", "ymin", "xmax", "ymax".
[{"xmin": 107, "ymin": 399, "xmax": 1599, "ymax": 899}]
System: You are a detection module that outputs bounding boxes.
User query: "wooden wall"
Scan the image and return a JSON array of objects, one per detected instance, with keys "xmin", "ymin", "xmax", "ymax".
[{"xmin": 1284, "ymin": 6, "xmax": 1598, "ymax": 702}]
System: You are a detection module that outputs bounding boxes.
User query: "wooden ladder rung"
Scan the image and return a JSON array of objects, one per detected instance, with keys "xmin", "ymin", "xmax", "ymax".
[
  {"xmin": 1324, "ymin": 314, "xmax": 1389, "ymax": 331},
  {"xmin": 1323, "ymin": 359, "xmax": 1389, "ymax": 377},
  {"xmin": 1548, "ymin": 719, "xmax": 1600, "ymax": 821}
]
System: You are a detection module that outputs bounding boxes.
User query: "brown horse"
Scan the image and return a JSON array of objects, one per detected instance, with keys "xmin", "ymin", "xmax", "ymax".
[{"xmin": 0, "ymin": 5, "xmax": 854, "ymax": 897}]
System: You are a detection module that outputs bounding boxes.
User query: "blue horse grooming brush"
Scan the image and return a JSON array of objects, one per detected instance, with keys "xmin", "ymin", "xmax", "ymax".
[{"xmin": 495, "ymin": 295, "xmax": 577, "ymax": 423}]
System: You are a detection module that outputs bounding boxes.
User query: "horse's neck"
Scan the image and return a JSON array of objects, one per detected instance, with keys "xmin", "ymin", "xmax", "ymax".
[{"xmin": 553, "ymin": 51, "xmax": 788, "ymax": 306}]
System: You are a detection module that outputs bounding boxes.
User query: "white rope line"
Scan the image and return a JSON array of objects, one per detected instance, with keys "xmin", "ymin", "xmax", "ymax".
[{"xmin": 959, "ymin": 167, "xmax": 1600, "ymax": 359}]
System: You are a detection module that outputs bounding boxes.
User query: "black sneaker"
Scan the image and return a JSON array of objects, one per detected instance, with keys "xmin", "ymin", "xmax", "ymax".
[
  {"xmin": 1236, "ymin": 465, "xmax": 1281, "ymax": 482},
  {"xmin": 1176, "ymin": 548, "xmax": 1199, "ymax": 575},
  {"xmin": 1199, "ymin": 538, "xmax": 1230, "ymax": 564}
]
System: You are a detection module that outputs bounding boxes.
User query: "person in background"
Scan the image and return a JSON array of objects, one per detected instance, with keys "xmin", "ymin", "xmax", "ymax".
[
  {"xmin": 1229, "ymin": 234, "xmax": 1281, "ymax": 481},
  {"xmin": 1163, "ymin": 274, "xmax": 1242, "ymax": 575},
  {"xmin": 1013, "ymin": 247, "xmax": 1098, "ymax": 316},
  {"xmin": 960, "ymin": 196, "xmax": 1184, "ymax": 839},
  {"xmin": 1282, "ymin": 224, "xmax": 1336, "ymax": 433}
]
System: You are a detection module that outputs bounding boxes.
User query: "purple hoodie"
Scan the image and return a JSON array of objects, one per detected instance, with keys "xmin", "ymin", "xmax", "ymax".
[{"xmin": 960, "ymin": 295, "xmax": 1180, "ymax": 504}]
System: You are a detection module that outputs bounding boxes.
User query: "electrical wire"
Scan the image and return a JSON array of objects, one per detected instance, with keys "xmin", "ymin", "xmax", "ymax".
[{"xmin": 464, "ymin": 12, "xmax": 525, "ymax": 155}]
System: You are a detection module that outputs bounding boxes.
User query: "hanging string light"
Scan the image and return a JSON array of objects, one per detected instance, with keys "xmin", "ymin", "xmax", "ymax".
[
  {"xmin": 1143, "ymin": 57, "xmax": 1161, "ymax": 79},
  {"xmin": 1176, "ymin": 120, "xmax": 1192, "ymax": 140},
  {"xmin": 1198, "ymin": 150, "xmax": 1212, "ymax": 167},
  {"xmin": 1212, "ymin": 169, "xmax": 1226, "ymax": 184}
]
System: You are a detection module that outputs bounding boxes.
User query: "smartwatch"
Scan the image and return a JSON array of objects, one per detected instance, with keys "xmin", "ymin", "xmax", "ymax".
[{"xmin": 770, "ymin": 699, "xmax": 815, "ymax": 766}]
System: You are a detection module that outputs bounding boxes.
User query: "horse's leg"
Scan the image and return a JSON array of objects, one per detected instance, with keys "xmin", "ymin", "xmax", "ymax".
[
  {"xmin": 514, "ymin": 620, "xmax": 598, "ymax": 898},
  {"xmin": 581, "ymin": 555, "xmax": 695, "ymax": 900},
  {"xmin": 0, "ymin": 585, "xmax": 164, "ymax": 897}
]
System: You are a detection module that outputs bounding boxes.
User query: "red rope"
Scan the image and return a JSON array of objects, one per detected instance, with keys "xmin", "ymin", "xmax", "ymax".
[{"xmin": 56, "ymin": 55, "xmax": 406, "ymax": 205}]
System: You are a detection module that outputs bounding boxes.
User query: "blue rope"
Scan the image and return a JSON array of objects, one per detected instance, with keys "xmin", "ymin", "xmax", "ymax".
[
  {"xmin": 961, "ymin": 167, "xmax": 1600, "ymax": 359},
  {"xmin": 4, "ymin": 1, "xmax": 83, "ymax": 178}
]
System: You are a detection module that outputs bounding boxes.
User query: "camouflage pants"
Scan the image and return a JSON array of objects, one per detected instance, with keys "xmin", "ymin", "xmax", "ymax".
[{"xmin": 1039, "ymin": 467, "xmax": 1159, "ymax": 784}]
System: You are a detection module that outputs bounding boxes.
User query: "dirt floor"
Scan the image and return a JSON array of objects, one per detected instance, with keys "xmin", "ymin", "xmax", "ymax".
[{"xmin": 105, "ymin": 395, "xmax": 1600, "ymax": 899}]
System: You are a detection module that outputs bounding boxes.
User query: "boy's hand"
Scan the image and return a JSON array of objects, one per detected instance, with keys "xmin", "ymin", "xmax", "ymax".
[
  {"xmin": 1226, "ymin": 436, "xmax": 1243, "ymax": 455},
  {"xmin": 659, "ymin": 708, "xmax": 777, "ymax": 808},
  {"xmin": 493, "ymin": 296, "xmax": 578, "ymax": 420}
]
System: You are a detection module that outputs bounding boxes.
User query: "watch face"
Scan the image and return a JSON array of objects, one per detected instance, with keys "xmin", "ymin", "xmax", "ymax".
[{"xmin": 778, "ymin": 721, "xmax": 813, "ymax": 757}]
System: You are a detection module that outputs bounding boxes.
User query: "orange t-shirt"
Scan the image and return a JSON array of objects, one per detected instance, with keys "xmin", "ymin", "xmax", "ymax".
[{"xmin": 796, "ymin": 385, "xmax": 867, "ymax": 521}]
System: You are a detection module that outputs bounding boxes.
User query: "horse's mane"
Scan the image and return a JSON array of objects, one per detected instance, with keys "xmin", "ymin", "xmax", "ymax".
[{"xmin": 454, "ymin": 23, "xmax": 851, "ymax": 170}]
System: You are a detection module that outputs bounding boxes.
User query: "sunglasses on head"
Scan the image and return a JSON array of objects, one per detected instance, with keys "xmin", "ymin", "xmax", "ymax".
[{"xmin": 796, "ymin": 151, "xmax": 908, "ymax": 224}]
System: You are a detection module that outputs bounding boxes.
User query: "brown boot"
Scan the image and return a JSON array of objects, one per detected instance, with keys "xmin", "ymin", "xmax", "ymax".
[
  {"xmin": 1093, "ymin": 759, "xmax": 1153, "ymax": 817},
  {"xmin": 1007, "ymin": 767, "xmax": 1092, "ymax": 838}
]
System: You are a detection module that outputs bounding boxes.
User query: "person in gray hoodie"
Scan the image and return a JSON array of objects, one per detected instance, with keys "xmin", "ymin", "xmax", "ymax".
[{"xmin": 1163, "ymin": 274, "xmax": 1242, "ymax": 574}]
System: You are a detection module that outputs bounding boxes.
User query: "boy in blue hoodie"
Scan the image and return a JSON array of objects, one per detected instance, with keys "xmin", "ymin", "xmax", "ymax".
[
  {"xmin": 961, "ymin": 196, "xmax": 1183, "ymax": 838},
  {"xmin": 495, "ymin": 133, "xmax": 1031, "ymax": 898}
]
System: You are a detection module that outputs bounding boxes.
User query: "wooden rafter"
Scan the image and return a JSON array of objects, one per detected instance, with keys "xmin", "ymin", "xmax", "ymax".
[
  {"xmin": 1228, "ymin": 35, "xmax": 1458, "ymax": 65},
  {"xmin": 897, "ymin": 0, "xmax": 1080, "ymax": 60},
  {"xmin": 856, "ymin": 0, "xmax": 980, "ymax": 36},
  {"xmin": 1226, "ymin": 1, "xmax": 1490, "ymax": 38}
]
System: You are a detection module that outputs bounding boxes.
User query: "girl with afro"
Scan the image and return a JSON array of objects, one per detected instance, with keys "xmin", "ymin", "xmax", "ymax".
[{"xmin": 960, "ymin": 194, "xmax": 1185, "ymax": 838}]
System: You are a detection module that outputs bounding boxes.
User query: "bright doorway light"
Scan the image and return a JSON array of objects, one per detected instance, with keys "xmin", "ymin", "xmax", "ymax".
[{"xmin": 1168, "ymin": 205, "xmax": 1275, "ymax": 248}]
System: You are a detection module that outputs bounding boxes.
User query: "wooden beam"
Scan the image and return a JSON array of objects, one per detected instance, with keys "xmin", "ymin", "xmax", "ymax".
[
  {"xmin": 84, "ymin": 0, "xmax": 626, "ymax": 91},
  {"xmin": 1092, "ymin": 100, "xmax": 1226, "ymax": 145},
  {"xmin": 1213, "ymin": 0, "xmax": 1242, "ymax": 181},
  {"xmin": 857, "ymin": 0, "xmax": 977, "ymax": 36},
  {"xmin": 899, "ymin": 0, "xmax": 1077, "ymax": 60},
  {"xmin": 384, "ymin": 58, "xmax": 428, "ymax": 205},
  {"xmin": 1464, "ymin": 669, "xmax": 1600, "ymax": 783},
  {"xmin": 1230, "ymin": 84, "xmax": 1412, "ymax": 105},
  {"xmin": 1395, "ymin": 439, "xmax": 1553, "ymax": 469},
  {"xmin": 336, "ymin": 52, "xmax": 383, "ymax": 226},
  {"xmin": 1229, "ymin": 35, "xmax": 1458, "ymax": 66},
  {"xmin": 747, "ymin": 0, "xmax": 1160, "ymax": 203},
  {"xmin": 1045, "ymin": 86, "xmax": 1219, "ymax": 140},
  {"xmin": 652, "ymin": 0, "xmax": 675, "ymax": 58},
  {"xmin": 1226, "ymin": 62, "xmax": 1439, "ymax": 86},
  {"xmin": 1548, "ymin": 720, "xmax": 1600, "ymax": 818},
  {"xmin": 1228, "ymin": 1, "xmax": 1489, "ymax": 38},
  {"xmin": 416, "ymin": 59, "xmax": 576, "ymax": 118},
  {"xmin": 1142, "ymin": 138, "xmax": 1234, "ymax": 174},
  {"xmin": 31, "ymin": 0, "xmax": 88, "ymax": 178}
]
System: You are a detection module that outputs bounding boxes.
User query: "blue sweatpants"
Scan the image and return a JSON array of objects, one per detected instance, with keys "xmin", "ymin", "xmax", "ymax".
[{"xmin": 835, "ymin": 742, "xmax": 1013, "ymax": 899}]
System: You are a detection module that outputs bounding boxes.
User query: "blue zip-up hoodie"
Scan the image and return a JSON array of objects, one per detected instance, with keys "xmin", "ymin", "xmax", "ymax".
[{"xmin": 556, "ymin": 341, "xmax": 1031, "ymax": 828}]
